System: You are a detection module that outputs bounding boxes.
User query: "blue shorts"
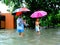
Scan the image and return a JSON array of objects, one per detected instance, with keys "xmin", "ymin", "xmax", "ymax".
[{"xmin": 17, "ymin": 29, "xmax": 24, "ymax": 33}]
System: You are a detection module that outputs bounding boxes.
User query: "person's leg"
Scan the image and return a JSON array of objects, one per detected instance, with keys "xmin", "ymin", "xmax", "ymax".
[
  {"xmin": 20, "ymin": 32, "xmax": 24, "ymax": 37},
  {"xmin": 17, "ymin": 29, "xmax": 21, "ymax": 36},
  {"xmin": 37, "ymin": 31, "xmax": 40, "ymax": 35},
  {"xmin": 19, "ymin": 33, "xmax": 21, "ymax": 35},
  {"xmin": 36, "ymin": 26, "xmax": 40, "ymax": 35},
  {"xmin": 20, "ymin": 30, "xmax": 24, "ymax": 37}
]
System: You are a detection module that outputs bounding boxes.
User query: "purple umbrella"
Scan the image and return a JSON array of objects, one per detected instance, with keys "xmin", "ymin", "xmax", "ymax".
[{"xmin": 30, "ymin": 11, "xmax": 47, "ymax": 18}]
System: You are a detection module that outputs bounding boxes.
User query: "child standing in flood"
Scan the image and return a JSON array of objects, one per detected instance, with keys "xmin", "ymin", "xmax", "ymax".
[
  {"xmin": 35, "ymin": 18, "xmax": 40, "ymax": 35},
  {"xmin": 17, "ymin": 15, "xmax": 24, "ymax": 37}
]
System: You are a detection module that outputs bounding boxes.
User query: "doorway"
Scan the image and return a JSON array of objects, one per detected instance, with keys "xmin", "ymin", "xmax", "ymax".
[{"xmin": 0, "ymin": 15, "xmax": 5, "ymax": 29}]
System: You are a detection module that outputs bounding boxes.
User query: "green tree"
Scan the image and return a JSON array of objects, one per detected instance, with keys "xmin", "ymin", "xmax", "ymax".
[
  {"xmin": 3, "ymin": 0, "xmax": 60, "ymax": 28},
  {"xmin": 25, "ymin": 0, "xmax": 60, "ymax": 27}
]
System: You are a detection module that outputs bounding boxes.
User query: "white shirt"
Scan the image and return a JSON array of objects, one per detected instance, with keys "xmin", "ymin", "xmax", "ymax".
[{"xmin": 17, "ymin": 18, "xmax": 24, "ymax": 30}]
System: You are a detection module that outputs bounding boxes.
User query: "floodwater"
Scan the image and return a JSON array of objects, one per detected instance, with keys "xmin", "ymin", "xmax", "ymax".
[{"xmin": 0, "ymin": 28, "xmax": 60, "ymax": 45}]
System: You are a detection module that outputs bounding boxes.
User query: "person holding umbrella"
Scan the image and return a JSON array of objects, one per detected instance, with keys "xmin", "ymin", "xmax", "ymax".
[
  {"xmin": 30, "ymin": 10, "xmax": 47, "ymax": 35},
  {"xmin": 35, "ymin": 18, "xmax": 40, "ymax": 35},
  {"xmin": 16, "ymin": 15, "xmax": 24, "ymax": 37}
]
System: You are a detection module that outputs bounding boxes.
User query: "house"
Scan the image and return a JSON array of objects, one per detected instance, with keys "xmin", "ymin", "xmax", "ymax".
[
  {"xmin": 0, "ymin": 13, "xmax": 14, "ymax": 29},
  {"xmin": 0, "ymin": 1, "xmax": 14, "ymax": 29}
]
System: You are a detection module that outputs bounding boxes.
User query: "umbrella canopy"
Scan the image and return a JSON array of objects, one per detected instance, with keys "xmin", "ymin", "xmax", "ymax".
[
  {"xmin": 13, "ymin": 7, "xmax": 30, "ymax": 13},
  {"xmin": 30, "ymin": 11, "xmax": 47, "ymax": 18}
]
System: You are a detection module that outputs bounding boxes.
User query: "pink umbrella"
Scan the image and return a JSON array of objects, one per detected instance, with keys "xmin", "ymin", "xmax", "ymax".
[
  {"xmin": 19, "ymin": 7, "xmax": 30, "ymax": 12},
  {"xmin": 13, "ymin": 7, "xmax": 30, "ymax": 13},
  {"xmin": 30, "ymin": 11, "xmax": 47, "ymax": 18}
]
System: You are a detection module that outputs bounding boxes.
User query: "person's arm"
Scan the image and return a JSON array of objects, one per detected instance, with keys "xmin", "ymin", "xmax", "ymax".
[{"xmin": 23, "ymin": 20, "xmax": 29, "ymax": 27}]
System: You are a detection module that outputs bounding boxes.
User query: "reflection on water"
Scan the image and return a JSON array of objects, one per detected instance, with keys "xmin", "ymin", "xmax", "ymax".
[{"xmin": 0, "ymin": 28, "xmax": 60, "ymax": 45}]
